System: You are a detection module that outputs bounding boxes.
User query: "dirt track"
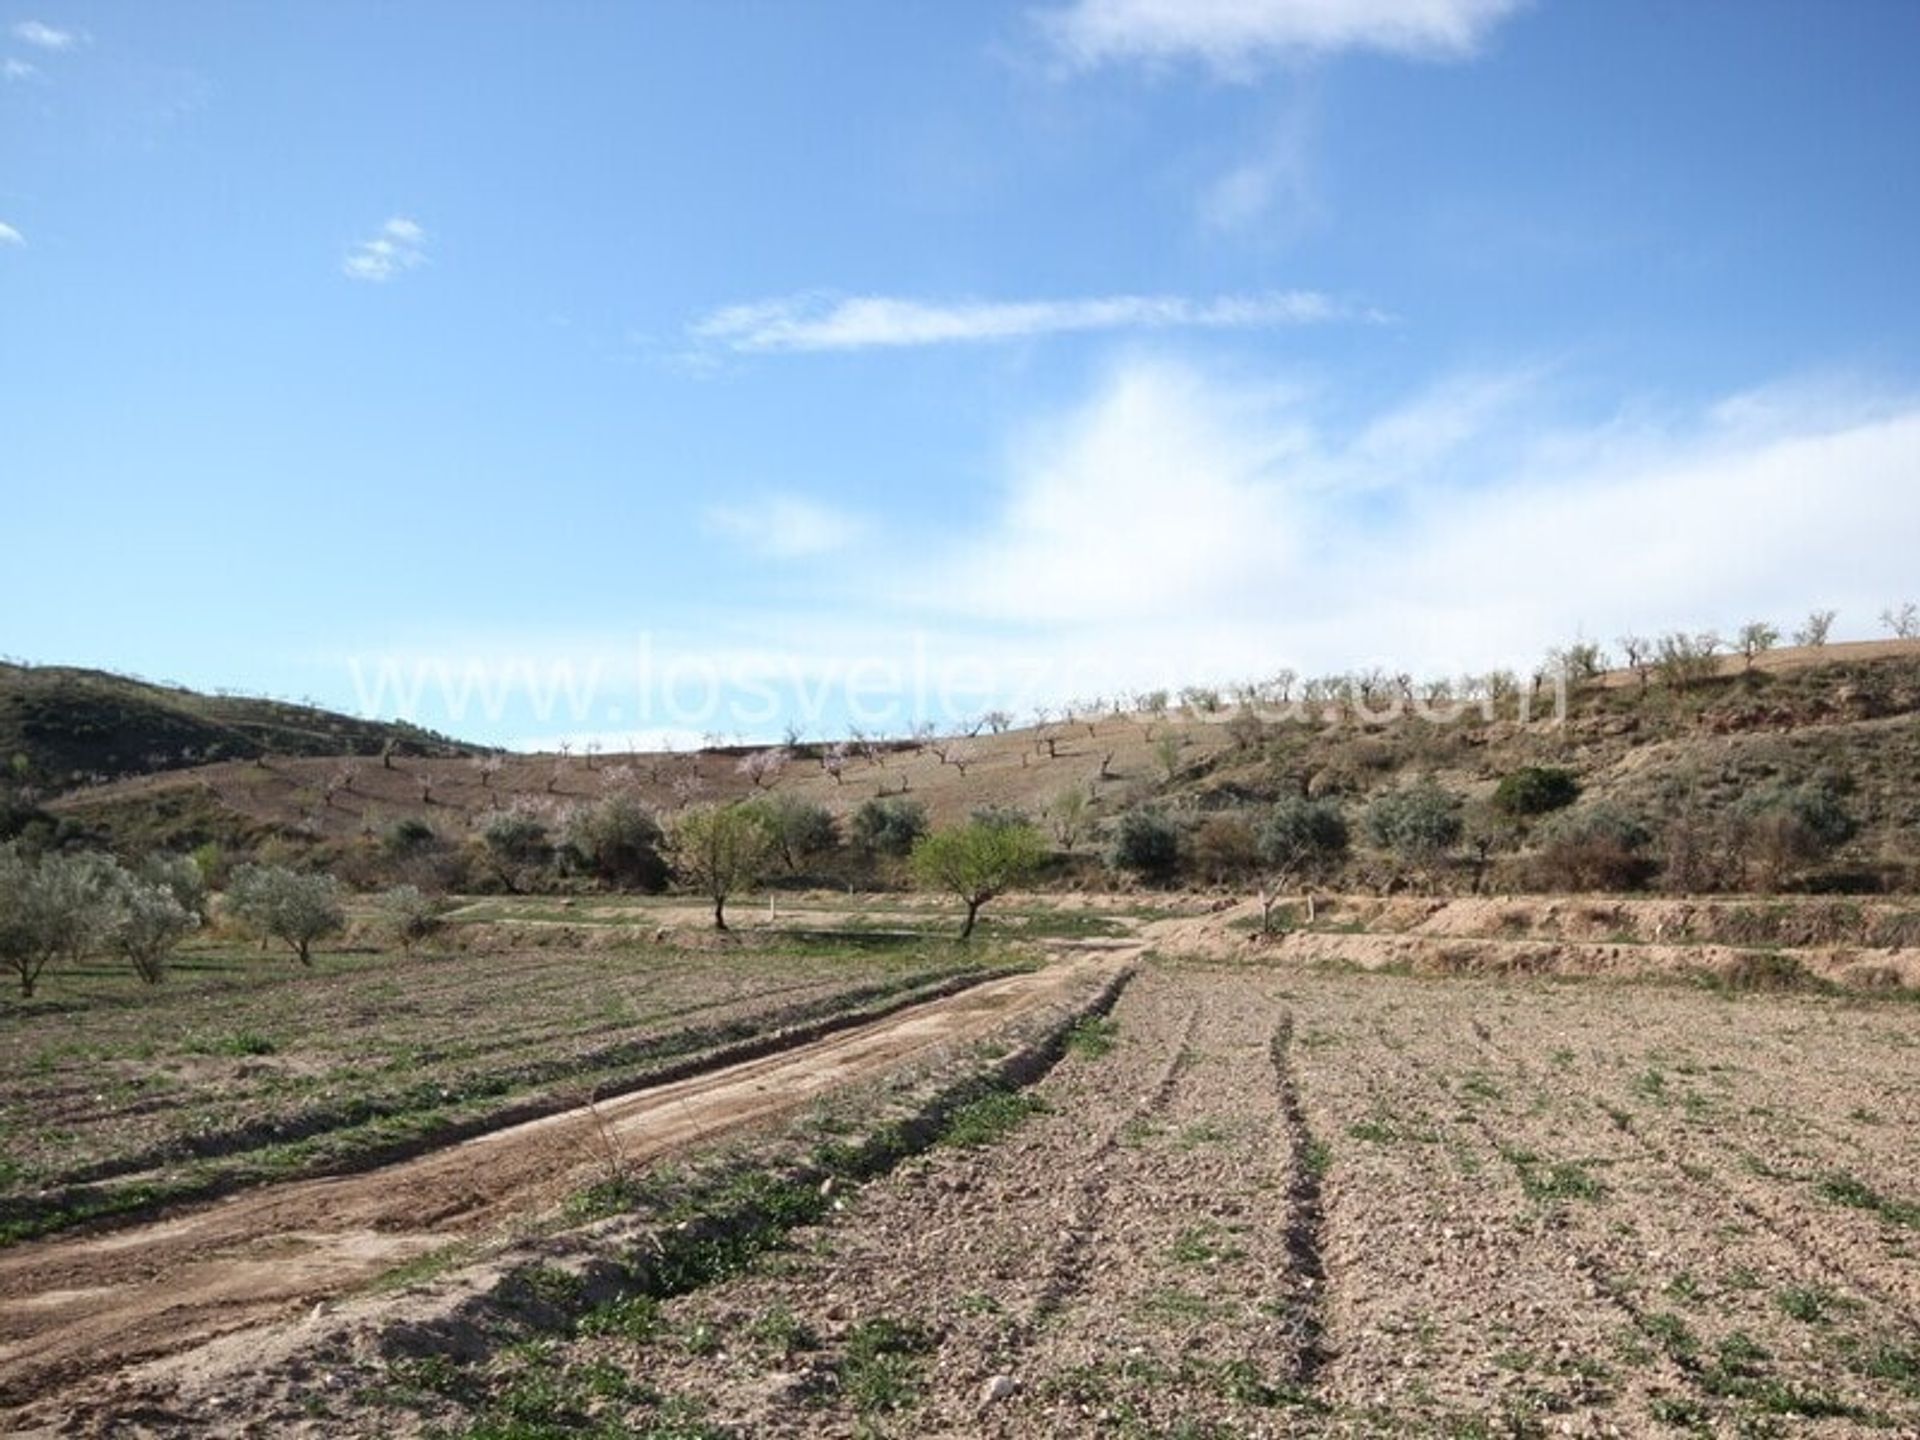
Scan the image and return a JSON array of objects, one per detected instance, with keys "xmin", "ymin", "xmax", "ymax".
[{"xmin": 0, "ymin": 953, "xmax": 1127, "ymax": 1416}]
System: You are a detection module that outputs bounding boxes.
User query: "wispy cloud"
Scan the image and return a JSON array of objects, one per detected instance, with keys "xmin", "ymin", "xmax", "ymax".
[
  {"xmin": 705, "ymin": 494, "xmax": 869, "ymax": 559},
  {"xmin": 341, "ymin": 216, "xmax": 428, "ymax": 283},
  {"xmin": 1200, "ymin": 96, "xmax": 1324, "ymax": 240},
  {"xmin": 1040, "ymin": 0, "xmax": 1527, "ymax": 73},
  {"xmin": 690, "ymin": 290, "xmax": 1375, "ymax": 354},
  {"xmin": 0, "ymin": 222, "xmax": 24, "ymax": 248},
  {"xmin": 11, "ymin": 19, "xmax": 82, "ymax": 51},
  {"xmin": 3, "ymin": 56, "xmax": 40, "ymax": 81},
  {"xmin": 904, "ymin": 356, "xmax": 1920, "ymax": 682}
]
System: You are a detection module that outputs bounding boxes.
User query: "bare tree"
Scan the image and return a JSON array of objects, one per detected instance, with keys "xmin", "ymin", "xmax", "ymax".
[
  {"xmin": 821, "ymin": 741, "xmax": 850, "ymax": 785},
  {"xmin": 1735, "ymin": 620, "xmax": 1780, "ymax": 670},
  {"xmin": 1882, "ymin": 601, "xmax": 1919, "ymax": 640},
  {"xmin": 1617, "ymin": 635, "xmax": 1653, "ymax": 690},
  {"xmin": 1153, "ymin": 732, "xmax": 1185, "ymax": 781},
  {"xmin": 1794, "ymin": 609, "xmax": 1837, "ymax": 648},
  {"xmin": 982, "ymin": 709, "xmax": 1013, "ymax": 734},
  {"xmin": 1048, "ymin": 786, "xmax": 1090, "ymax": 851}
]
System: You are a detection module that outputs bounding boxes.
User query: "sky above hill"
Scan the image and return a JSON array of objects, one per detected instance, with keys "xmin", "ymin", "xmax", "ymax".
[{"xmin": 5, "ymin": 0, "xmax": 1920, "ymax": 748}]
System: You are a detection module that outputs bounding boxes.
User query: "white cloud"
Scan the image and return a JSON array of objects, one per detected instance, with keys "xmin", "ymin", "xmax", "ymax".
[
  {"xmin": 690, "ymin": 290, "xmax": 1373, "ymax": 354},
  {"xmin": 11, "ymin": 19, "xmax": 80, "ymax": 51},
  {"xmin": 906, "ymin": 356, "xmax": 1920, "ymax": 686},
  {"xmin": 1200, "ymin": 99, "xmax": 1325, "ymax": 239},
  {"xmin": 705, "ymin": 494, "xmax": 869, "ymax": 559},
  {"xmin": 1041, "ymin": 0, "xmax": 1527, "ymax": 72},
  {"xmin": 3, "ymin": 57, "xmax": 39, "ymax": 81},
  {"xmin": 0, "ymin": 222, "xmax": 24, "ymax": 248},
  {"xmin": 341, "ymin": 216, "xmax": 428, "ymax": 283}
]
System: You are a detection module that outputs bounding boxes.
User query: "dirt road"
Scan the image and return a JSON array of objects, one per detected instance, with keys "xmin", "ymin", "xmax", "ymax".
[{"xmin": 0, "ymin": 952, "xmax": 1126, "ymax": 1416}]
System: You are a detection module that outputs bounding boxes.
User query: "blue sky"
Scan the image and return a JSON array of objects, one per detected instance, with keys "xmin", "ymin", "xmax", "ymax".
[{"xmin": 5, "ymin": 0, "xmax": 1919, "ymax": 748}]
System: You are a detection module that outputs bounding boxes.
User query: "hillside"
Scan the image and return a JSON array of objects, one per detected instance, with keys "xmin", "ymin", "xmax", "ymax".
[
  {"xmin": 0, "ymin": 663, "xmax": 480, "ymax": 794},
  {"xmin": 36, "ymin": 639, "xmax": 1920, "ymax": 895}
]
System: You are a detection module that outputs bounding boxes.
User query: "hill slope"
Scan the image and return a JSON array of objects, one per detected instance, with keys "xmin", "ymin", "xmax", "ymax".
[
  {"xmin": 0, "ymin": 663, "xmax": 479, "ymax": 793},
  {"xmin": 35, "ymin": 640, "xmax": 1920, "ymax": 895}
]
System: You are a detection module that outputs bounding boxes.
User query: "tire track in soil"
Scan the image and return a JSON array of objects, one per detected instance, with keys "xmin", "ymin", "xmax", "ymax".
[
  {"xmin": 1019, "ymin": 996, "xmax": 1202, "ymax": 1330},
  {"xmin": 608, "ymin": 968, "xmax": 1317, "ymax": 1440},
  {"xmin": 0, "ymin": 958, "xmax": 1119, "ymax": 1417},
  {"xmin": 1289, "ymin": 1005, "xmax": 1699, "ymax": 1428},
  {"xmin": 1269, "ymin": 1011, "xmax": 1329, "ymax": 1385},
  {"xmin": 1461, "ymin": 1019, "xmax": 1920, "ymax": 1331},
  {"xmin": 984, "ymin": 971, "xmax": 1315, "ymax": 1435}
]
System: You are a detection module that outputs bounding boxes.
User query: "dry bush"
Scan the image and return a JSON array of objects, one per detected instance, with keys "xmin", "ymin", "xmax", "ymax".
[{"xmin": 1190, "ymin": 815, "xmax": 1259, "ymax": 883}]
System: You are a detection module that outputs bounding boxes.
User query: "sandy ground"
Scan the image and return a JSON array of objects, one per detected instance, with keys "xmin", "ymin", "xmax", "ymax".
[{"xmin": 0, "ymin": 953, "xmax": 1128, "ymax": 1425}]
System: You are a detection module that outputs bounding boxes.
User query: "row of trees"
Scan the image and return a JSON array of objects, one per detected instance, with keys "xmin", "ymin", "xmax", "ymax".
[
  {"xmin": 0, "ymin": 846, "xmax": 207, "ymax": 996},
  {"xmin": 1105, "ymin": 766, "xmax": 1862, "ymax": 903},
  {"xmin": 0, "ymin": 842, "xmax": 453, "ymax": 995}
]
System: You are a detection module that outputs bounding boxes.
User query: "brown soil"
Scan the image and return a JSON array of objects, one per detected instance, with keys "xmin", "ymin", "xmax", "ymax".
[
  {"xmin": 0, "ymin": 953, "xmax": 1127, "ymax": 1423},
  {"xmin": 430, "ymin": 962, "xmax": 1919, "ymax": 1437}
]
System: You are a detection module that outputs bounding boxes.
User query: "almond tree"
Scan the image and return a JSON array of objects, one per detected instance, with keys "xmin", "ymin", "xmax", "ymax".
[
  {"xmin": 736, "ymin": 747, "xmax": 790, "ymax": 790},
  {"xmin": 910, "ymin": 820, "xmax": 1048, "ymax": 940},
  {"xmin": 1048, "ymin": 786, "xmax": 1090, "ymax": 852},
  {"xmin": 666, "ymin": 803, "xmax": 773, "ymax": 931}
]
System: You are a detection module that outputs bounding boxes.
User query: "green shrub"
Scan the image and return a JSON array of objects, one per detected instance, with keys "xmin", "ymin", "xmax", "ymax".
[
  {"xmin": 850, "ymin": 797, "xmax": 928, "ymax": 858},
  {"xmin": 561, "ymin": 793, "xmax": 667, "ymax": 890},
  {"xmin": 1364, "ymin": 782, "xmax": 1463, "ymax": 865},
  {"xmin": 1492, "ymin": 766, "xmax": 1581, "ymax": 819},
  {"xmin": 1110, "ymin": 809, "xmax": 1181, "ymax": 882}
]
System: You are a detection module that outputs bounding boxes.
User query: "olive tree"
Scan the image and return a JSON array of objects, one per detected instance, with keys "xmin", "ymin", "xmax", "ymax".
[
  {"xmin": 225, "ymin": 864, "xmax": 346, "ymax": 965},
  {"xmin": 750, "ymin": 793, "xmax": 840, "ymax": 872},
  {"xmin": 107, "ymin": 876, "xmax": 197, "ymax": 984},
  {"xmin": 1110, "ymin": 809, "xmax": 1181, "ymax": 883},
  {"xmin": 666, "ymin": 803, "xmax": 774, "ymax": 931},
  {"xmin": 850, "ymin": 796, "xmax": 928, "ymax": 859},
  {"xmin": 372, "ymin": 884, "xmax": 447, "ymax": 951},
  {"xmin": 562, "ymin": 793, "xmax": 667, "ymax": 890},
  {"xmin": 910, "ymin": 820, "xmax": 1048, "ymax": 940},
  {"xmin": 1733, "ymin": 779, "xmax": 1857, "ymax": 891},
  {"xmin": 1255, "ymin": 797, "xmax": 1349, "ymax": 929},
  {"xmin": 1365, "ymin": 782, "xmax": 1464, "ymax": 877}
]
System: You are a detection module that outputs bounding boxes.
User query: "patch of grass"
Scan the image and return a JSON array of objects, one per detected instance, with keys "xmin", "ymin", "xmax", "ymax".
[
  {"xmin": 1647, "ymin": 1395, "xmax": 1709, "ymax": 1427},
  {"xmin": 746, "ymin": 1303, "xmax": 818, "ymax": 1356},
  {"xmin": 183, "ymin": 1030, "xmax": 278, "ymax": 1057},
  {"xmin": 1064, "ymin": 1015, "xmax": 1119, "ymax": 1058},
  {"xmin": 1501, "ymin": 1147, "xmax": 1607, "ymax": 1205},
  {"xmin": 1775, "ymin": 1285, "xmax": 1854, "ymax": 1325},
  {"xmin": 1169, "ymin": 1222, "xmax": 1245, "ymax": 1266},
  {"xmin": 937, "ymin": 1089, "xmax": 1047, "ymax": 1148},
  {"xmin": 575, "ymin": 1294, "xmax": 664, "ymax": 1343},
  {"xmin": 839, "ymin": 1316, "xmax": 935, "ymax": 1416},
  {"xmin": 1138, "ymin": 1286, "xmax": 1219, "ymax": 1321},
  {"xmin": 1176, "ymin": 1118, "xmax": 1233, "ymax": 1149},
  {"xmin": 1818, "ymin": 1171, "xmax": 1920, "ymax": 1227},
  {"xmin": 1641, "ymin": 1310, "xmax": 1699, "ymax": 1361}
]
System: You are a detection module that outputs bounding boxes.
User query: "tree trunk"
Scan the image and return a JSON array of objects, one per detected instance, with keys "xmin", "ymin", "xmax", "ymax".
[
  {"xmin": 296, "ymin": 938, "xmax": 312, "ymax": 966},
  {"xmin": 714, "ymin": 894, "xmax": 729, "ymax": 931},
  {"xmin": 959, "ymin": 897, "xmax": 980, "ymax": 940}
]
